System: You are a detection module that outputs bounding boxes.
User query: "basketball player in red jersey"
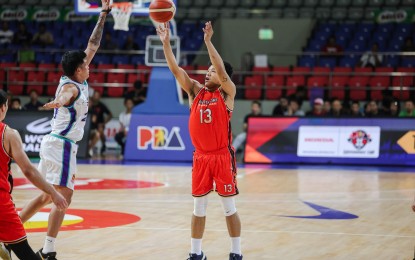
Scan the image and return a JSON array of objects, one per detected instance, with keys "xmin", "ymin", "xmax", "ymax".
[
  {"xmin": 0, "ymin": 89, "xmax": 68, "ymax": 260},
  {"xmin": 157, "ymin": 21, "xmax": 242, "ymax": 260}
]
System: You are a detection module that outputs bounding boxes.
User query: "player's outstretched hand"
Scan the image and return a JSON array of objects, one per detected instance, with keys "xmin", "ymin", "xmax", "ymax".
[
  {"xmin": 51, "ymin": 191, "xmax": 68, "ymax": 211},
  {"xmin": 203, "ymin": 21, "xmax": 213, "ymax": 42},
  {"xmin": 101, "ymin": 0, "xmax": 111, "ymax": 12},
  {"xmin": 156, "ymin": 22, "xmax": 170, "ymax": 44},
  {"xmin": 43, "ymin": 100, "xmax": 62, "ymax": 109}
]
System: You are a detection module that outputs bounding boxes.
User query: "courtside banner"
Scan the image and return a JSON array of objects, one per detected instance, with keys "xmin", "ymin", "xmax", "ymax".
[
  {"xmin": 124, "ymin": 114, "xmax": 193, "ymax": 162},
  {"xmin": 244, "ymin": 117, "xmax": 415, "ymax": 166},
  {"xmin": 4, "ymin": 111, "xmax": 91, "ymax": 158}
]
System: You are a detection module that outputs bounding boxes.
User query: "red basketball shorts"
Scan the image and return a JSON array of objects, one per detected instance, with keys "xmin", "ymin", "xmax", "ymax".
[
  {"xmin": 192, "ymin": 147, "xmax": 238, "ymax": 197},
  {"xmin": 0, "ymin": 192, "xmax": 27, "ymax": 244}
]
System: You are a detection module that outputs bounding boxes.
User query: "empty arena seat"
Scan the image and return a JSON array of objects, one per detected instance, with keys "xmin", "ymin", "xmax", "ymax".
[
  {"xmin": 97, "ymin": 64, "xmax": 115, "ymax": 70},
  {"xmin": 349, "ymin": 76, "xmax": 369, "ymax": 100},
  {"xmin": 107, "ymin": 87, "xmax": 125, "ymax": 97},
  {"xmin": 369, "ymin": 76, "xmax": 389, "ymax": 100},
  {"xmin": 244, "ymin": 76, "xmax": 263, "ymax": 100},
  {"xmin": 265, "ymin": 76, "xmax": 284, "ymax": 99},
  {"xmin": 330, "ymin": 76, "xmax": 348, "ymax": 99},
  {"xmin": 392, "ymin": 67, "xmax": 414, "ymax": 99},
  {"xmin": 286, "ymin": 75, "xmax": 305, "ymax": 96},
  {"xmin": 107, "ymin": 73, "xmax": 126, "ymax": 84},
  {"xmin": 117, "ymin": 64, "xmax": 135, "ymax": 70},
  {"xmin": 127, "ymin": 73, "xmax": 140, "ymax": 84},
  {"xmin": 307, "ymin": 76, "xmax": 328, "ymax": 87},
  {"xmin": 89, "ymin": 72, "xmax": 105, "ymax": 84},
  {"xmin": 190, "ymin": 74, "xmax": 206, "ymax": 84}
]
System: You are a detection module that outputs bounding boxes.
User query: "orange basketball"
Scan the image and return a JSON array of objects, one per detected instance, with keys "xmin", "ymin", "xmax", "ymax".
[{"xmin": 149, "ymin": 0, "xmax": 176, "ymax": 23}]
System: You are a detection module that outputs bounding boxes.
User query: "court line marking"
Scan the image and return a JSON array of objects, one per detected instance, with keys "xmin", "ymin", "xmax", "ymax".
[{"xmin": 108, "ymin": 226, "xmax": 415, "ymax": 238}]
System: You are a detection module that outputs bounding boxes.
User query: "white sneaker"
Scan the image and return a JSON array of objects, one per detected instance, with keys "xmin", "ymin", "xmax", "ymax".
[{"xmin": 0, "ymin": 243, "xmax": 11, "ymax": 260}]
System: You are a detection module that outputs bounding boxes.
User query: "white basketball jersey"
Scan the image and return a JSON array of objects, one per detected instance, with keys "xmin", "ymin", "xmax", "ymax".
[{"xmin": 50, "ymin": 76, "xmax": 89, "ymax": 142}]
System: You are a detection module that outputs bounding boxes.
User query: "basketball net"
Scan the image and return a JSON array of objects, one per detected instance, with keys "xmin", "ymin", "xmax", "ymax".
[{"xmin": 112, "ymin": 2, "xmax": 133, "ymax": 31}]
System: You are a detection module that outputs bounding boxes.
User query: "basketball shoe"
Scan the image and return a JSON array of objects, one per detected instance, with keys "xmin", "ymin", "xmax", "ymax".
[
  {"xmin": 0, "ymin": 243, "xmax": 11, "ymax": 260},
  {"xmin": 36, "ymin": 249, "xmax": 57, "ymax": 260},
  {"xmin": 187, "ymin": 251, "xmax": 206, "ymax": 260},
  {"xmin": 229, "ymin": 253, "xmax": 243, "ymax": 260}
]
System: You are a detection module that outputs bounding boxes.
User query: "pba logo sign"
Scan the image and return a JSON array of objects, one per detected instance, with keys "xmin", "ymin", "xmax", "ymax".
[
  {"xmin": 137, "ymin": 126, "xmax": 185, "ymax": 150},
  {"xmin": 348, "ymin": 130, "xmax": 372, "ymax": 150}
]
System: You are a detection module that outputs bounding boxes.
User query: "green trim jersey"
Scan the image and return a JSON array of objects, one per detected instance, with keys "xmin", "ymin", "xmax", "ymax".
[{"xmin": 50, "ymin": 76, "xmax": 89, "ymax": 143}]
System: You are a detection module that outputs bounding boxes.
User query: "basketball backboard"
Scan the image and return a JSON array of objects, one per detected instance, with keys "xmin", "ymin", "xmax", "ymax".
[
  {"xmin": 145, "ymin": 35, "xmax": 180, "ymax": 66},
  {"xmin": 75, "ymin": 0, "xmax": 177, "ymax": 16}
]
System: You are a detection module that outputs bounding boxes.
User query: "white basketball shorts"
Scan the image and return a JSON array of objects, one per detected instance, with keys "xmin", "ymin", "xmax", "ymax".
[{"xmin": 38, "ymin": 134, "xmax": 78, "ymax": 190}]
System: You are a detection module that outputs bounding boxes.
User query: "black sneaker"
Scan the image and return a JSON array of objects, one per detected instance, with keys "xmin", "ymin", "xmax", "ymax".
[
  {"xmin": 229, "ymin": 253, "xmax": 243, "ymax": 260},
  {"xmin": 36, "ymin": 249, "xmax": 57, "ymax": 260},
  {"xmin": 187, "ymin": 251, "xmax": 206, "ymax": 260},
  {"xmin": 0, "ymin": 243, "xmax": 11, "ymax": 260}
]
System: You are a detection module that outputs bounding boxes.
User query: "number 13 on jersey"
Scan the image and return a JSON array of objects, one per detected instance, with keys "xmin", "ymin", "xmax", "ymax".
[{"xmin": 199, "ymin": 108, "xmax": 212, "ymax": 124}]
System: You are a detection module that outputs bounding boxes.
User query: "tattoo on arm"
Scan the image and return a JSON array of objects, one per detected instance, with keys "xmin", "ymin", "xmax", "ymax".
[
  {"xmin": 222, "ymin": 76, "xmax": 228, "ymax": 82},
  {"xmin": 89, "ymin": 14, "xmax": 106, "ymax": 46}
]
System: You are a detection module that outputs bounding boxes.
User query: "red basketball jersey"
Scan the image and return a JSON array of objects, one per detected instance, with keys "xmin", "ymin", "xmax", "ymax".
[
  {"xmin": 189, "ymin": 88, "xmax": 233, "ymax": 153},
  {"xmin": 0, "ymin": 122, "xmax": 12, "ymax": 194}
]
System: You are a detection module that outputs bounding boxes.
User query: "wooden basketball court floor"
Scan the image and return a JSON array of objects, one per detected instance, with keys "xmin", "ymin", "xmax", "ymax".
[{"xmin": 9, "ymin": 161, "xmax": 415, "ymax": 259}]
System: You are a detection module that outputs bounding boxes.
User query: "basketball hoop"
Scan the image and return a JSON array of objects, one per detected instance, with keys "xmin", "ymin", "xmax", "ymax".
[{"xmin": 112, "ymin": 2, "xmax": 133, "ymax": 31}]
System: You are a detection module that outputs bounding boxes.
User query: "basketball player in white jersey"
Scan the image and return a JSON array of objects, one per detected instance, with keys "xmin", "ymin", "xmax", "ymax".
[{"xmin": 18, "ymin": 1, "xmax": 111, "ymax": 259}]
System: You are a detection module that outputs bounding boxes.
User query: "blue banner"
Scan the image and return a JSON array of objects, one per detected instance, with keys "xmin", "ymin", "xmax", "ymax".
[
  {"xmin": 124, "ymin": 114, "xmax": 193, "ymax": 162},
  {"xmin": 245, "ymin": 117, "xmax": 415, "ymax": 166}
]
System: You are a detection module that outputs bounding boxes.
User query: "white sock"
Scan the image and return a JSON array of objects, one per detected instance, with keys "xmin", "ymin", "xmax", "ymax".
[
  {"xmin": 42, "ymin": 236, "xmax": 56, "ymax": 254},
  {"xmin": 191, "ymin": 238, "xmax": 202, "ymax": 255},
  {"xmin": 231, "ymin": 237, "xmax": 241, "ymax": 255}
]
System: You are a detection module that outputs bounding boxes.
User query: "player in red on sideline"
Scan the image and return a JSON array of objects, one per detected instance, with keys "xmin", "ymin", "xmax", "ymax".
[
  {"xmin": 0, "ymin": 89, "xmax": 68, "ymax": 260},
  {"xmin": 157, "ymin": 21, "xmax": 243, "ymax": 260}
]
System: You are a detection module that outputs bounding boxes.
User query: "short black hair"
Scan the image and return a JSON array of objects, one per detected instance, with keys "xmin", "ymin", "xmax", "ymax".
[
  {"xmin": 11, "ymin": 97, "xmax": 21, "ymax": 104},
  {"xmin": 208, "ymin": 61, "xmax": 234, "ymax": 78},
  {"xmin": 61, "ymin": 50, "xmax": 86, "ymax": 77},
  {"xmin": 0, "ymin": 89, "xmax": 7, "ymax": 107},
  {"xmin": 252, "ymin": 100, "xmax": 261, "ymax": 107}
]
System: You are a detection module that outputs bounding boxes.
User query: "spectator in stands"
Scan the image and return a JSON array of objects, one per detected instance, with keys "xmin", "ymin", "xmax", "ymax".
[
  {"xmin": 24, "ymin": 90, "xmax": 44, "ymax": 111},
  {"xmin": 402, "ymin": 37, "xmax": 415, "ymax": 52},
  {"xmin": 328, "ymin": 99, "xmax": 345, "ymax": 117},
  {"xmin": 241, "ymin": 52, "xmax": 254, "ymax": 72},
  {"xmin": 306, "ymin": 98, "xmax": 325, "ymax": 117},
  {"xmin": 114, "ymin": 97, "xmax": 134, "ymax": 156},
  {"xmin": 123, "ymin": 35, "xmax": 139, "ymax": 50},
  {"xmin": 233, "ymin": 100, "xmax": 262, "ymax": 153},
  {"xmin": 365, "ymin": 100, "xmax": 383, "ymax": 117},
  {"xmin": 399, "ymin": 100, "xmax": 415, "ymax": 117},
  {"xmin": 321, "ymin": 36, "xmax": 343, "ymax": 57},
  {"xmin": 89, "ymin": 91, "xmax": 113, "ymax": 155},
  {"xmin": 13, "ymin": 22, "xmax": 32, "ymax": 46},
  {"xmin": 10, "ymin": 98, "xmax": 22, "ymax": 110},
  {"xmin": 0, "ymin": 21, "xmax": 14, "ymax": 47},
  {"xmin": 359, "ymin": 43, "xmax": 383, "ymax": 68},
  {"xmin": 323, "ymin": 100, "xmax": 331, "ymax": 114},
  {"xmin": 387, "ymin": 100, "xmax": 400, "ymax": 117},
  {"xmin": 125, "ymin": 80, "xmax": 146, "ymax": 105},
  {"xmin": 32, "ymin": 23, "xmax": 54, "ymax": 47},
  {"xmin": 350, "ymin": 101, "xmax": 363, "ymax": 117},
  {"xmin": 272, "ymin": 96, "xmax": 288, "ymax": 116},
  {"xmin": 101, "ymin": 32, "xmax": 118, "ymax": 50},
  {"xmin": 284, "ymin": 99, "xmax": 305, "ymax": 116}
]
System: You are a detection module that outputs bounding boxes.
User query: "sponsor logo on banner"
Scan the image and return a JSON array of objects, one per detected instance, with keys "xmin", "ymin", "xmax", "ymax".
[
  {"xmin": 298, "ymin": 126, "xmax": 380, "ymax": 158},
  {"xmin": 137, "ymin": 126, "xmax": 185, "ymax": 150},
  {"xmin": 348, "ymin": 130, "xmax": 371, "ymax": 150},
  {"xmin": 24, "ymin": 117, "xmax": 52, "ymax": 153}
]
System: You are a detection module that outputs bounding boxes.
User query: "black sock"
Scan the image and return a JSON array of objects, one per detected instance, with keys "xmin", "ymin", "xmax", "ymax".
[{"xmin": 8, "ymin": 239, "xmax": 39, "ymax": 260}]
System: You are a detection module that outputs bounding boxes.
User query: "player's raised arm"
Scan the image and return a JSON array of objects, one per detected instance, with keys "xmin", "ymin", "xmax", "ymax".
[
  {"xmin": 157, "ymin": 22, "xmax": 199, "ymax": 97},
  {"xmin": 84, "ymin": 0, "xmax": 111, "ymax": 65},
  {"xmin": 43, "ymin": 84, "xmax": 78, "ymax": 109},
  {"xmin": 203, "ymin": 21, "xmax": 236, "ymax": 99},
  {"xmin": 4, "ymin": 128, "xmax": 68, "ymax": 210}
]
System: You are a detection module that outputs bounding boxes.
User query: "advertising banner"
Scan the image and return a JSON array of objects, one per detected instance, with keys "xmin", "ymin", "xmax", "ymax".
[
  {"xmin": 124, "ymin": 114, "xmax": 193, "ymax": 162},
  {"xmin": 245, "ymin": 117, "xmax": 415, "ymax": 166},
  {"xmin": 4, "ymin": 111, "xmax": 91, "ymax": 158}
]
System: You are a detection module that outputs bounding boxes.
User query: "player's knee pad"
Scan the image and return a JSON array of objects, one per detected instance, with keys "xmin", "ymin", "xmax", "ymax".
[
  {"xmin": 221, "ymin": 197, "xmax": 237, "ymax": 216},
  {"xmin": 193, "ymin": 196, "xmax": 208, "ymax": 217}
]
